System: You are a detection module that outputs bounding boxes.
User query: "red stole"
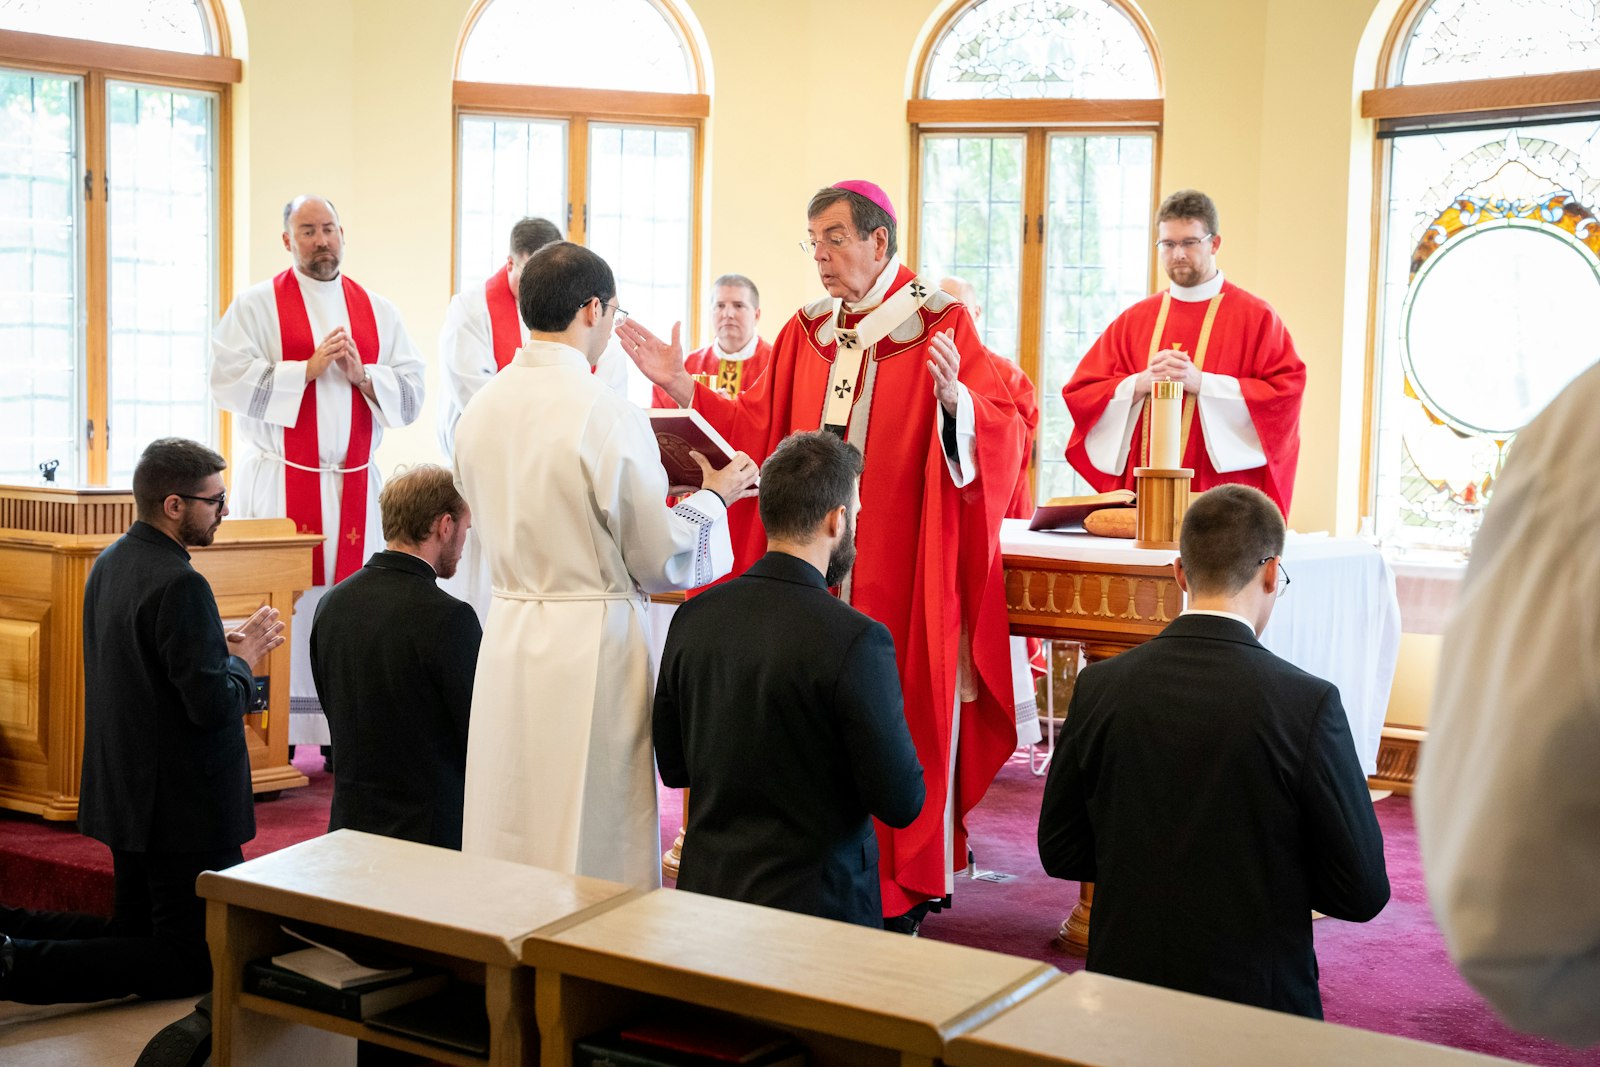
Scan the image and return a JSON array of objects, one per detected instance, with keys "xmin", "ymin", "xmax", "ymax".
[
  {"xmin": 272, "ymin": 270, "xmax": 379, "ymax": 585},
  {"xmin": 484, "ymin": 264, "xmax": 522, "ymax": 372}
]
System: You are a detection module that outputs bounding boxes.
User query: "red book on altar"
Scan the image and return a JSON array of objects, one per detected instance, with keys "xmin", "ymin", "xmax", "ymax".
[
  {"xmin": 647, "ymin": 408, "xmax": 739, "ymax": 489},
  {"xmin": 1027, "ymin": 489, "xmax": 1136, "ymax": 532}
]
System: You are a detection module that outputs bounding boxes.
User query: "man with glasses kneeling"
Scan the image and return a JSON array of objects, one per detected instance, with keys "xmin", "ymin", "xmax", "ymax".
[{"xmin": 1037, "ymin": 484, "xmax": 1388, "ymax": 1019}]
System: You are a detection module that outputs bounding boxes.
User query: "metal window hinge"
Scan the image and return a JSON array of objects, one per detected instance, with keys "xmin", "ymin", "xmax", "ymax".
[
  {"xmin": 566, "ymin": 201, "xmax": 573, "ymax": 227},
  {"xmin": 104, "ymin": 172, "xmax": 110, "ymax": 201},
  {"xmin": 1036, "ymin": 215, "xmax": 1044, "ymax": 242},
  {"xmin": 83, "ymin": 169, "xmax": 93, "ymax": 201},
  {"xmin": 86, "ymin": 418, "xmax": 95, "ymax": 445},
  {"xmin": 583, "ymin": 204, "xmax": 589, "ymax": 233}
]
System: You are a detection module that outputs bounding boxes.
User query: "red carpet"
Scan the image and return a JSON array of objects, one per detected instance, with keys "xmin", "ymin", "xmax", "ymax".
[{"xmin": 4, "ymin": 750, "xmax": 1596, "ymax": 1064}]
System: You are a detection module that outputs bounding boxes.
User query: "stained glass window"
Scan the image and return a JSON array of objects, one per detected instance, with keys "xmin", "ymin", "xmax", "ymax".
[
  {"xmin": 1373, "ymin": 124, "xmax": 1600, "ymax": 545},
  {"xmin": 458, "ymin": 0, "xmax": 692, "ymax": 93},
  {"xmin": 0, "ymin": 0, "xmax": 211, "ymax": 54},
  {"xmin": 923, "ymin": 0, "xmax": 1158, "ymax": 100},
  {"xmin": 1397, "ymin": 0, "xmax": 1600, "ymax": 85}
]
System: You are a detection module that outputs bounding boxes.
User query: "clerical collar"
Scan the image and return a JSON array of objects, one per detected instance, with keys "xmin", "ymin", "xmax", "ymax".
[
  {"xmin": 839, "ymin": 256, "xmax": 902, "ymax": 314},
  {"xmin": 1169, "ymin": 270, "xmax": 1224, "ymax": 303},
  {"xmin": 1180, "ymin": 607, "xmax": 1256, "ymax": 632},
  {"xmin": 713, "ymin": 332, "xmax": 759, "ymax": 362},
  {"xmin": 293, "ymin": 266, "xmax": 343, "ymax": 291}
]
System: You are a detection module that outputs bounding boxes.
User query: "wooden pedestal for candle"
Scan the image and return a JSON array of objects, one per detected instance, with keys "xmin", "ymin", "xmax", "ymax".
[{"xmin": 1132, "ymin": 467, "xmax": 1194, "ymax": 550}]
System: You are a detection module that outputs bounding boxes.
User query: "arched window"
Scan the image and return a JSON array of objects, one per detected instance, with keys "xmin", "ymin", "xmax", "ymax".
[
  {"xmin": 909, "ymin": 0, "xmax": 1161, "ymax": 503},
  {"xmin": 1362, "ymin": 0, "xmax": 1600, "ymax": 546},
  {"xmin": 453, "ymin": 0, "xmax": 706, "ymax": 402},
  {"xmin": 0, "ymin": 0, "xmax": 238, "ymax": 487}
]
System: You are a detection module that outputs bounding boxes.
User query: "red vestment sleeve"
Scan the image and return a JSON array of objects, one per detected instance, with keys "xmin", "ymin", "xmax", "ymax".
[
  {"xmin": 1235, "ymin": 307, "xmax": 1305, "ymax": 515},
  {"xmin": 1062, "ymin": 306, "xmax": 1148, "ymax": 496}
]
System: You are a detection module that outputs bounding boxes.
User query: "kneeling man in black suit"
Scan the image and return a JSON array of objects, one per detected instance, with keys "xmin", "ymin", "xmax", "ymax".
[
  {"xmin": 311, "ymin": 464, "xmax": 482, "ymax": 849},
  {"xmin": 653, "ymin": 430, "xmax": 924, "ymax": 927},
  {"xmin": 1038, "ymin": 484, "xmax": 1389, "ymax": 1018}
]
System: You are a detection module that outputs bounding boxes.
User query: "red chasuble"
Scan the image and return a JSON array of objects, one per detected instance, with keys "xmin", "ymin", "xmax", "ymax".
[
  {"xmin": 692, "ymin": 266, "xmax": 1027, "ymax": 915},
  {"xmin": 272, "ymin": 270, "xmax": 380, "ymax": 585},
  {"xmin": 484, "ymin": 263, "xmax": 522, "ymax": 371},
  {"xmin": 651, "ymin": 338, "xmax": 774, "ymax": 407},
  {"xmin": 1062, "ymin": 280, "xmax": 1305, "ymax": 515}
]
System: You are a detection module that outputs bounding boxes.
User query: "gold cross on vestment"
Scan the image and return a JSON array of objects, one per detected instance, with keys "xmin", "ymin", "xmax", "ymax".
[{"xmin": 346, "ymin": 527, "xmax": 360, "ymax": 546}]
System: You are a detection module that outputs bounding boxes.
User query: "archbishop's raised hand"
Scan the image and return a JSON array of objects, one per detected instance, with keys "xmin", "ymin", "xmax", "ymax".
[
  {"xmin": 927, "ymin": 328, "xmax": 962, "ymax": 416},
  {"xmin": 615, "ymin": 318, "xmax": 695, "ymax": 403}
]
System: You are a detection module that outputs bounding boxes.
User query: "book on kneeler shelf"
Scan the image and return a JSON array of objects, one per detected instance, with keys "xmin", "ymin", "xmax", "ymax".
[
  {"xmin": 577, "ymin": 1010, "xmax": 805, "ymax": 1067},
  {"xmin": 365, "ymin": 982, "xmax": 491, "ymax": 1057},
  {"xmin": 1027, "ymin": 489, "xmax": 1136, "ymax": 532},
  {"xmin": 243, "ymin": 958, "xmax": 449, "ymax": 1021},
  {"xmin": 647, "ymin": 408, "xmax": 739, "ymax": 490}
]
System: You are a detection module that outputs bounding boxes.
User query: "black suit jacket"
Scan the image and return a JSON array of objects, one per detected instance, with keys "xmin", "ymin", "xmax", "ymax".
[
  {"xmin": 1038, "ymin": 613, "xmax": 1389, "ymax": 1018},
  {"xmin": 77, "ymin": 521, "xmax": 256, "ymax": 853},
  {"xmin": 310, "ymin": 550, "xmax": 481, "ymax": 849},
  {"xmin": 653, "ymin": 552, "xmax": 925, "ymax": 927}
]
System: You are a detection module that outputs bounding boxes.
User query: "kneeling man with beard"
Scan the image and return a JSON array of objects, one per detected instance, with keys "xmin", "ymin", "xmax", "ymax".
[
  {"xmin": 653, "ymin": 431, "xmax": 925, "ymax": 927},
  {"xmin": 311, "ymin": 463, "xmax": 482, "ymax": 849}
]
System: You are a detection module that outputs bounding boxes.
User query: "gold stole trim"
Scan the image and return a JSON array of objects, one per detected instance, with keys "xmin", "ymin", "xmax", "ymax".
[{"xmin": 1138, "ymin": 290, "xmax": 1226, "ymax": 467}]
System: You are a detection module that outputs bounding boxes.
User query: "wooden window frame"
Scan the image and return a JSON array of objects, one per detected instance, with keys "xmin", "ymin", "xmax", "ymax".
[
  {"xmin": 450, "ymin": 0, "xmax": 709, "ymax": 341},
  {"xmin": 0, "ymin": 8, "xmax": 239, "ymax": 488},
  {"xmin": 1355, "ymin": 0, "xmax": 1600, "ymax": 519},
  {"xmin": 906, "ymin": 0, "xmax": 1164, "ymax": 503}
]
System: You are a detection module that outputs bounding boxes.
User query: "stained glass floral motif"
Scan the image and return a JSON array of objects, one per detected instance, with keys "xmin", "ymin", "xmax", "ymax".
[
  {"xmin": 458, "ymin": 0, "xmax": 692, "ymax": 93},
  {"xmin": 1397, "ymin": 0, "xmax": 1600, "ymax": 85},
  {"xmin": 1374, "ymin": 125, "xmax": 1600, "ymax": 545},
  {"xmin": 0, "ymin": 0, "xmax": 211, "ymax": 54},
  {"xmin": 923, "ymin": 0, "xmax": 1157, "ymax": 100}
]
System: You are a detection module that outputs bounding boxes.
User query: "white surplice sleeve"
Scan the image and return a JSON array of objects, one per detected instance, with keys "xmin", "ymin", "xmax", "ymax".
[
  {"xmin": 211, "ymin": 289, "xmax": 306, "ymax": 427},
  {"xmin": 941, "ymin": 383, "xmax": 977, "ymax": 488},
  {"xmin": 364, "ymin": 297, "xmax": 425, "ymax": 430},
  {"xmin": 1196, "ymin": 371, "xmax": 1267, "ymax": 472},
  {"xmin": 1082, "ymin": 375, "xmax": 1142, "ymax": 476},
  {"xmin": 591, "ymin": 400, "xmax": 733, "ymax": 593},
  {"xmin": 1415, "ymin": 366, "xmax": 1600, "ymax": 1047},
  {"xmin": 436, "ymin": 291, "xmax": 494, "ymax": 458}
]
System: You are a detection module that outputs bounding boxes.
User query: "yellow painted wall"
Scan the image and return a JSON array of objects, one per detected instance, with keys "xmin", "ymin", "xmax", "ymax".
[{"xmin": 224, "ymin": 0, "xmax": 1435, "ymax": 725}]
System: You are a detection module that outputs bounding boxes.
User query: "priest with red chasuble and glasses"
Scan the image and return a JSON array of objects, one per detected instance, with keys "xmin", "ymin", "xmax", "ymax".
[
  {"xmin": 210, "ymin": 194, "xmax": 426, "ymax": 745},
  {"xmin": 1063, "ymin": 189, "xmax": 1306, "ymax": 517},
  {"xmin": 618, "ymin": 181, "xmax": 1028, "ymax": 931}
]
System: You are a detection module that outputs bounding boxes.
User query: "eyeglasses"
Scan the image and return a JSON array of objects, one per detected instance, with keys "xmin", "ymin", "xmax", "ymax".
[
  {"xmin": 176, "ymin": 492, "xmax": 226, "ymax": 510},
  {"xmin": 1257, "ymin": 555, "xmax": 1291, "ymax": 597},
  {"xmin": 799, "ymin": 233, "xmax": 856, "ymax": 254},
  {"xmin": 1155, "ymin": 235, "xmax": 1213, "ymax": 253},
  {"xmin": 581, "ymin": 299, "xmax": 628, "ymax": 325}
]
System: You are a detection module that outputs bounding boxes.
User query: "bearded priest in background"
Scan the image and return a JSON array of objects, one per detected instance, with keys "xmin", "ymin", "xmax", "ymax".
[
  {"xmin": 619, "ymin": 180, "xmax": 1027, "ymax": 932},
  {"xmin": 1062, "ymin": 189, "xmax": 1304, "ymax": 516},
  {"xmin": 210, "ymin": 194, "xmax": 426, "ymax": 747}
]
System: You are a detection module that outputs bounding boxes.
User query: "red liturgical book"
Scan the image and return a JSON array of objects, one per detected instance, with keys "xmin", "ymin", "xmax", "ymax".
[
  {"xmin": 647, "ymin": 408, "xmax": 738, "ymax": 490},
  {"xmin": 1027, "ymin": 489, "xmax": 1136, "ymax": 532}
]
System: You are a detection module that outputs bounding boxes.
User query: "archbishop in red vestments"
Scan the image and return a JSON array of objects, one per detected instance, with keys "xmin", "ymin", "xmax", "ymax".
[
  {"xmin": 621, "ymin": 183, "xmax": 1027, "ymax": 918},
  {"xmin": 1063, "ymin": 194, "xmax": 1305, "ymax": 516}
]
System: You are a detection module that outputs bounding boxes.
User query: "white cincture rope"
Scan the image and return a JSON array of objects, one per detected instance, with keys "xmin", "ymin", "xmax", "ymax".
[
  {"xmin": 262, "ymin": 455, "xmax": 373, "ymax": 475},
  {"xmin": 491, "ymin": 589, "xmax": 639, "ymax": 602}
]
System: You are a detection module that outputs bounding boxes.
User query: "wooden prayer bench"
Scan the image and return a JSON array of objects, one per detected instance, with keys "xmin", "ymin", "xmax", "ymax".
[
  {"xmin": 524, "ymin": 887, "xmax": 1059, "ymax": 1067},
  {"xmin": 197, "ymin": 829, "xmax": 635, "ymax": 1066},
  {"xmin": 944, "ymin": 971, "xmax": 1524, "ymax": 1067}
]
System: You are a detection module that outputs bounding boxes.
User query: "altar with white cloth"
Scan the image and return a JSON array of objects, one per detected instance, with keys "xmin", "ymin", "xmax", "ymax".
[{"xmin": 1000, "ymin": 520, "xmax": 1401, "ymax": 776}]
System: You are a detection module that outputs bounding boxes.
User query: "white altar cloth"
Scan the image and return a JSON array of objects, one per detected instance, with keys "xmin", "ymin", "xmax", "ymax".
[{"xmin": 1001, "ymin": 521, "xmax": 1400, "ymax": 775}]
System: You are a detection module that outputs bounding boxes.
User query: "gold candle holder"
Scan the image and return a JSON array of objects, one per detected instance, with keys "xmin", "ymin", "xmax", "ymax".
[{"xmin": 1133, "ymin": 465, "xmax": 1194, "ymax": 550}]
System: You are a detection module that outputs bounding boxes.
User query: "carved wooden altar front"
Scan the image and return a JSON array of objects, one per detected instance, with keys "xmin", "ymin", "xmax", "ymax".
[
  {"xmin": 1003, "ymin": 553, "xmax": 1180, "ymax": 661},
  {"xmin": 0, "ymin": 484, "xmax": 320, "ymax": 820}
]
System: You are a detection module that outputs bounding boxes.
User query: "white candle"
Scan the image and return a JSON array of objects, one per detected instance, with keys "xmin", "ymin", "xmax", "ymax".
[{"xmin": 1149, "ymin": 379, "xmax": 1182, "ymax": 469}]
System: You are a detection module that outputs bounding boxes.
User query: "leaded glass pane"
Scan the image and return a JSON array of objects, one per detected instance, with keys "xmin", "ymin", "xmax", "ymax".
[
  {"xmin": 1397, "ymin": 0, "xmax": 1600, "ymax": 85},
  {"xmin": 458, "ymin": 0, "xmax": 692, "ymax": 92},
  {"xmin": 588, "ymin": 122, "xmax": 691, "ymax": 406},
  {"xmin": 1036, "ymin": 132, "xmax": 1153, "ymax": 503},
  {"xmin": 923, "ymin": 0, "xmax": 1157, "ymax": 100},
  {"xmin": 1374, "ymin": 123, "xmax": 1600, "ymax": 546},
  {"xmin": 0, "ymin": 68, "xmax": 81, "ymax": 485},
  {"xmin": 917, "ymin": 133, "xmax": 1025, "ymax": 365},
  {"xmin": 456, "ymin": 115, "xmax": 567, "ymax": 291},
  {"xmin": 0, "ymin": 0, "xmax": 211, "ymax": 55},
  {"xmin": 105, "ymin": 81, "xmax": 217, "ymax": 484}
]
